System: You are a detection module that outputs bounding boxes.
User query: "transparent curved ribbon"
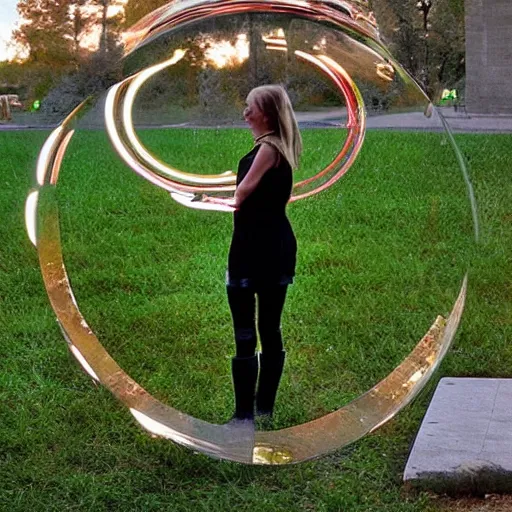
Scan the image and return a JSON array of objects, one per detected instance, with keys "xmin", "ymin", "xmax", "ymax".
[
  {"xmin": 101, "ymin": 0, "xmax": 400, "ymax": 211},
  {"xmin": 25, "ymin": 99, "xmax": 467, "ymax": 464},
  {"xmin": 104, "ymin": 51, "xmax": 365, "ymax": 205},
  {"xmin": 123, "ymin": 0, "xmax": 382, "ymax": 59}
]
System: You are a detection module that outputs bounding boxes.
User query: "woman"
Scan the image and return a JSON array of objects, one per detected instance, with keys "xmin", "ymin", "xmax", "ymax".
[{"xmin": 225, "ymin": 85, "xmax": 302, "ymax": 424}]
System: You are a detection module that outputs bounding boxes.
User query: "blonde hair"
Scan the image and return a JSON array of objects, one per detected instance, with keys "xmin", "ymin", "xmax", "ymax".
[{"xmin": 247, "ymin": 85, "xmax": 302, "ymax": 170}]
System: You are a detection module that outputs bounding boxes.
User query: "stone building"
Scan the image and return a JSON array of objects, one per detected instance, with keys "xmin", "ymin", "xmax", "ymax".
[{"xmin": 465, "ymin": 0, "xmax": 512, "ymax": 114}]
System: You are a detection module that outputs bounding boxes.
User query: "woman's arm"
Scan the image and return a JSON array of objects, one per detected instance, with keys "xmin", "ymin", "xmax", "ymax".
[
  {"xmin": 234, "ymin": 143, "xmax": 278, "ymax": 208},
  {"xmin": 201, "ymin": 195, "xmax": 236, "ymax": 207}
]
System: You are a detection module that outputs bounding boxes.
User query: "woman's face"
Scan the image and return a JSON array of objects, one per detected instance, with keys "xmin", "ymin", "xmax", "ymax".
[{"xmin": 243, "ymin": 96, "xmax": 269, "ymax": 133}]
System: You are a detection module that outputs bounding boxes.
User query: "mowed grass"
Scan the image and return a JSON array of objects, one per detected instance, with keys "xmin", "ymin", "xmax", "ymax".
[{"xmin": 0, "ymin": 128, "xmax": 510, "ymax": 511}]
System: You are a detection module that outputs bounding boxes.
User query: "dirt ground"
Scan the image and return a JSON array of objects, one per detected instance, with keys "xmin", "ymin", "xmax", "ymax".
[{"xmin": 436, "ymin": 494, "xmax": 512, "ymax": 511}]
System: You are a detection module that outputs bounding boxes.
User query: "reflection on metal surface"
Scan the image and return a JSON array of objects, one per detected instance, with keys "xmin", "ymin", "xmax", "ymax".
[
  {"xmin": 104, "ymin": 33, "xmax": 366, "ymax": 208},
  {"xmin": 354, "ymin": 10, "xmax": 377, "ymax": 28},
  {"xmin": 69, "ymin": 344, "xmax": 100, "ymax": 383},
  {"xmin": 262, "ymin": 29, "xmax": 288, "ymax": 51},
  {"xmin": 376, "ymin": 62, "xmax": 395, "ymax": 82},
  {"xmin": 120, "ymin": 50, "xmax": 238, "ymax": 186},
  {"xmin": 123, "ymin": 0, "xmax": 382, "ymax": 58},
  {"xmin": 289, "ymin": 52, "xmax": 365, "ymax": 201},
  {"xmin": 25, "ymin": 190, "xmax": 38, "ymax": 247},
  {"xmin": 36, "ymin": 127, "xmax": 63, "ymax": 187},
  {"xmin": 107, "ymin": 0, "xmax": 431, "ymax": 212},
  {"xmin": 253, "ymin": 444, "xmax": 294, "ymax": 464},
  {"xmin": 26, "ymin": 0, "xmax": 471, "ymax": 465}
]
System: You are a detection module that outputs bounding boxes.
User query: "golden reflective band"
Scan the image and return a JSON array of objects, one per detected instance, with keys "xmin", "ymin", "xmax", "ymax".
[
  {"xmin": 36, "ymin": 126, "xmax": 63, "ymax": 186},
  {"xmin": 254, "ymin": 282, "xmax": 466, "ymax": 463},
  {"xmin": 28, "ymin": 102, "xmax": 468, "ymax": 464},
  {"xmin": 105, "ymin": 76, "xmax": 236, "ymax": 195},
  {"xmin": 26, "ymin": 100, "xmax": 81, "ymax": 247},
  {"xmin": 256, "ymin": 36, "xmax": 365, "ymax": 201},
  {"xmin": 105, "ymin": 81, "xmax": 208, "ymax": 194},
  {"xmin": 122, "ymin": 50, "xmax": 237, "ymax": 186},
  {"xmin": 29, "ymin": 118, "xmax": 256, "ymax": 461}
]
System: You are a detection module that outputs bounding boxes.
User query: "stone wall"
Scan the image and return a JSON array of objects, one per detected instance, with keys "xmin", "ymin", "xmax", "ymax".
[{"xmin": 465, "ymin": 0, "xmax": 512, "ymax": 115}]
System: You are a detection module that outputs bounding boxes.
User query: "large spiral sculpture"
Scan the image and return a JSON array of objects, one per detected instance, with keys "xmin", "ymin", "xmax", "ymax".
[{"xmin": 25, "ymin": 0, "xmax": 471, "ymax": 464}]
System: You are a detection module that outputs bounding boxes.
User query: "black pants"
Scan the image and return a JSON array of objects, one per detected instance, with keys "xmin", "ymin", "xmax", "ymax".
[{"xmin": 226, "ymin": 285, "xmax": 288, "ymax": 358}]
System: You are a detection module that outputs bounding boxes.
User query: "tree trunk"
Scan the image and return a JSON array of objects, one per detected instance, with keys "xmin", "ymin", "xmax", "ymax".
[
  {"xmin": 100, "ymin": 0, "xmax": 108, "ymax": 53},
  {"xmin": 248, "ymin": 15, "xmax": 259, "ymax": 89},
  {"xmin": 73, "ymin": 4, "xmax": 82, "ymax": 64},
  {"xmin": 420, "ymin": 1, "xmax": 432, "ymax": 95}
]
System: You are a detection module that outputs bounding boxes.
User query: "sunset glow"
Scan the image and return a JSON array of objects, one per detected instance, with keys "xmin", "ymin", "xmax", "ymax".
[
  {"xmin": 0, "ymin": 0, "xmax": 128, "ymax": 61},
  {"xmin": 203, "ymin": 34, "xmax": 249, "ymax": 68},
  {"xmin": 78, "ymin": 1, "xmax": 128, "ymax": 51}
]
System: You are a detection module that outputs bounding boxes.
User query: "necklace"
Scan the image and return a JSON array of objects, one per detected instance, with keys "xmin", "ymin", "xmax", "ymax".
[{"xmin": 254, "ymin": 131, "xmax": 275, "ymax": 144}]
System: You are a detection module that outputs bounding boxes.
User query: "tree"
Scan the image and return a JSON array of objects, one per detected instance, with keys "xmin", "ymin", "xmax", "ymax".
[
  {"xmin": 15, "ymin": 0, "xmax": 124, "ymax": 64},
  {"xmin": 372, "ymin": 0, "xmax": 465, "ymax": 98},
  {"xmin": 39, "ymin": 43, "xmax": 123, "ymax": 120},
  {"xmin": 14, "ymin": 0, "xmax": 75, "ymax": 66},
  {"xmin": 124, "ymin": 0, "xmax": 169, "ymax": 28},
  {"xmin": 10, "ymin": 0, "xmax": 124, "ymax": 110},
  {"xmin": 70, "ymin": 0, "xmax": 91, "ymax": 61},
  {"xmin": 427, "ymin": 0, "xmax": 465, "ymax": 95},
  {"xmin": 88, "ymin": 0, "xmax": 124, "ymax": 54},
  {"xmin": 417, "ymin": 0, "xmax": 433, "ymax": 91}
]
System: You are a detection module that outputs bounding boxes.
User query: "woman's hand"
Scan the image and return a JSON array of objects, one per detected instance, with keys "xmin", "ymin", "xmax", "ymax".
[
  {"xmin": 202, "ymin": 195, "xmax": 237, "ymax": 208},
  {"xmin": 170, "ymin": 192, "xmax": 236, "ymax": 212}
]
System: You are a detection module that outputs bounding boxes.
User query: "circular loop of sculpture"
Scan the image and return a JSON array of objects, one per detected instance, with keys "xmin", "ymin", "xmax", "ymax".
[
  {"xmin": 25, "ymin": 0, "xmax": 470, "ymax": 464},
  {"xmin": 105, "ymin": 48, "xmax": 366, "ymax": 204}
]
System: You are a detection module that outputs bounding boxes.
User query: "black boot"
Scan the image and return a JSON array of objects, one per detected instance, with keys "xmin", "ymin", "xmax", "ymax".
[
  {"xmin": 230, "ymin": 355, "xmax": 258, "ymax": 422},
  {"xmin": 256, "ymin": 350, "xmax": 286, "ymax": 418}
]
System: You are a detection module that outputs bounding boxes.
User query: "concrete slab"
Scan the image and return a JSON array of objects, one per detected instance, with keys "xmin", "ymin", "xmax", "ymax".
[{"xmin": 404, "ymin": 378, "xmax": 512, "ymax": 495}]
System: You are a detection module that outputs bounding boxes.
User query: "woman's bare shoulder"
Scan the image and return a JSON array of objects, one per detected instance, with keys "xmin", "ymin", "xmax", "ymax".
[
  {"xmin": 258, "ymin": 140, "xmax": 281, "ymax": 164},
  {"xmin": 258, "ymin": 140, "xmax": 278, "ymax": 152}
]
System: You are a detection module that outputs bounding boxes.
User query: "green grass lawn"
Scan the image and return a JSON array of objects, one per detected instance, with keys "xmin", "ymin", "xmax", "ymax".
[{"xmin": 0, "ymin": 128, "xmax": 510, "ymax": 511}]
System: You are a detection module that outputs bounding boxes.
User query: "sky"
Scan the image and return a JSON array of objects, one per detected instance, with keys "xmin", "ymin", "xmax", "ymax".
[{"xmin": 0, "ymin": 0, "xmax": 20, "ymax": 61}]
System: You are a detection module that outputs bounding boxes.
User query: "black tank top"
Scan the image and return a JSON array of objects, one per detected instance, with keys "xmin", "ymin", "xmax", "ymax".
[{"xmin": 227, "ymin": 142, "xmax": 297, "ymax": 287}]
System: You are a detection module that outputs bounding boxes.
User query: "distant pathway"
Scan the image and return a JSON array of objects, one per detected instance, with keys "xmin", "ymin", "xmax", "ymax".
[{"xmin": 2, "ymin": 108, "xmax": 512, "ymax": 133}]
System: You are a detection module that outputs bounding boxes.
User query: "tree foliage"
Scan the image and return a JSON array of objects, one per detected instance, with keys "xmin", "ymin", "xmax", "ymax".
[
  {"xmin": 39, "ymin": 42, "xmax": 123, "ymax": 120},
  {"xmin": 123, "ymin": 0, "xmax": 464, "ymax": 99},
  {"xmin": 14, "ymin": 0, "xmax": 124, "ymax": 64},
  {"xmin": 12, "ymin": 0, "xmax": 124, "ymax": 110},
  {"xmin": 124, "ymin": 0, "xmax": 170, "ymax": 28},
  {"xmin": 14, "ymin": 0, "xmax": 76, "ymax": 66},
  {"xmin": 373, "ymin": 0, "xmax": 465, "ymax": 97},
  {"xmin": 8, "ymin": 0, "xmax": 466, "ymax": 118},
  {"xmin": 89, "ymin": 0, "xmax": 125, "ymax": 53}
]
